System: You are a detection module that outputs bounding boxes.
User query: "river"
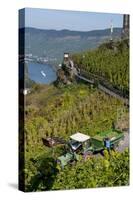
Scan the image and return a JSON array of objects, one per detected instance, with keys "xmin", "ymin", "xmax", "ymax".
[{"xmin": 28, "ymin": 62, "xmax": 57, "ymax": 84}]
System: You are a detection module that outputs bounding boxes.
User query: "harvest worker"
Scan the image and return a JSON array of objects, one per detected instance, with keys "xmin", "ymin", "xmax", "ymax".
[{"xmin": 105, "ymin": 138, "xmax": 111, "ymax": 152}]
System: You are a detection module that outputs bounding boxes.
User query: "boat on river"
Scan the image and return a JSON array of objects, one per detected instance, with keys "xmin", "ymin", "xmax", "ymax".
[{"xmin": 41, "ymin": 70, "xmax": 46, "ymax": 77}]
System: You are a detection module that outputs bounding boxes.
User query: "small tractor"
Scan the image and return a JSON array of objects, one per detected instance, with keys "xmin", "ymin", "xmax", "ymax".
[{"xmin": 57, "ymin": 129, "xmax": 124, "ymax": 168}]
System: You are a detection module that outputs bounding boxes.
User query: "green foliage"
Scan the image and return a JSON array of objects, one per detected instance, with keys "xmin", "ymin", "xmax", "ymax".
[
  {"xmin": 23, "ymin": 83, "xmax": 129, "ymax": 191},
  {"xmin": 23, "ymin": 40, "xmax": 129, "ymax": 191},
  {"xmin": 24, "ymin": 63, "xmax": 35, "ymax": 88},
  {"xmin": 25, "ymin": 84, "xmax": 124, "ymax": 151},
  {"xmin": 72, "ymin": 40, "xmax": 129, "ymax": 94},
  {"xmin": 52, "ymin": 149, "xmax": 129, "ymax": 190},
  {"xmin": 24, "ymin": 152, "xmax": 59, "ymax": 191}
]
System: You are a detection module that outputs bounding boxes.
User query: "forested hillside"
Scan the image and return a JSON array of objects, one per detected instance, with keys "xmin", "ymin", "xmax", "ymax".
[
  {"xmin": 72, "ymin": 39, "xmax": 129, "ymax": 95},
  {"xmin": 19, "ymin": 27, "xmax": 122, "ymax": 64}
]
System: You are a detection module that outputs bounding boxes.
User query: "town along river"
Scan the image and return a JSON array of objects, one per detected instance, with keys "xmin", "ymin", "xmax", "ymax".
[{"xmin": 28, "ymin": 62, "xmax": 57, "ymax": 84}]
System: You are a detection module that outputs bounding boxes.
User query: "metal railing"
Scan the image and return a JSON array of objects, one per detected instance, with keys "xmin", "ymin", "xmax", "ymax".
[{"xmin": 65, "ymin": 65, "xmax": 129, "ymax": 106}]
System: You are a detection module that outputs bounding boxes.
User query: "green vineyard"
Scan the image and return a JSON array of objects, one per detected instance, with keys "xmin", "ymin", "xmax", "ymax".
[{"xmin": 72, "ymin": 39, "xmax": 129, "ymax": 95}]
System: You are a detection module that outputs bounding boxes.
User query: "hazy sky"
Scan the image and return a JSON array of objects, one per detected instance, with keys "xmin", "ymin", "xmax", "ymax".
[{"xmin": 19, "ymin": 8, "xmax": 123, "ymax": 31}]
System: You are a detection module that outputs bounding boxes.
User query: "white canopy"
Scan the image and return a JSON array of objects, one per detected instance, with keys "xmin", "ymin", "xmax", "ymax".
[{"xmin": 70, "ymin": 132, "xmax": 90, "ymax": 142}]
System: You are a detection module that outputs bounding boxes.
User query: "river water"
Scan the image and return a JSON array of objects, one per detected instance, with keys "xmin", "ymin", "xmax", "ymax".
[{"xmin": 28, "ymin": 62, "xmax": 57, "ymax": 84}]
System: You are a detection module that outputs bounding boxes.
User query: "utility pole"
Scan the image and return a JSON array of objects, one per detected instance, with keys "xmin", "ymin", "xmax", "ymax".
[{"xmin": 122, "ymin": 14, "xmax": 129, "ymax": 39}]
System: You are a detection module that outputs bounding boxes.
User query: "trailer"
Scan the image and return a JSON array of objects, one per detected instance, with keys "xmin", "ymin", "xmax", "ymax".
[{"xmin": 90, "ymin": 129, "xmax": 124, "ymax": 152}]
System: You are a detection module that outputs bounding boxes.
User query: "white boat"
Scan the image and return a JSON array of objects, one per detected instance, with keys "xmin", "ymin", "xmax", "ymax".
[{"xmin": 41, "ymin": 70, "xmax": 46, "ymax": 77}]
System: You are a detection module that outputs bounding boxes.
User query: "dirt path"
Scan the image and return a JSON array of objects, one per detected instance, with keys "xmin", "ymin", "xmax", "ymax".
[{"xmin": 116, "ymin": 131, "xmax": 129, "ymax": 152}]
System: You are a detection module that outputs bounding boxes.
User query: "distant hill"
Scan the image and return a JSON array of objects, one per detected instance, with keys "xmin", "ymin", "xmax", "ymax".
[{"xmin": 19, "ymin": 27, "xmax": 122, "ymax": 65}]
